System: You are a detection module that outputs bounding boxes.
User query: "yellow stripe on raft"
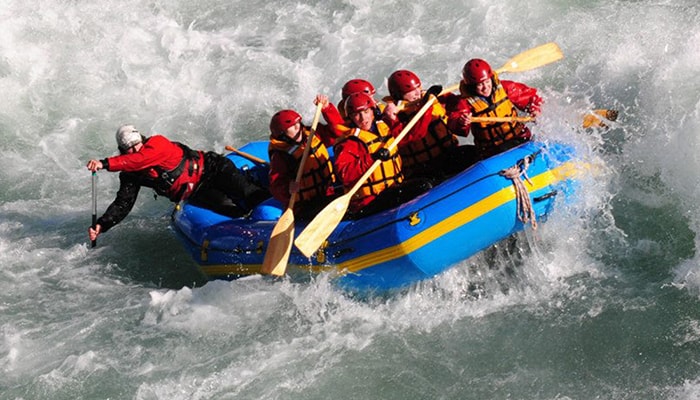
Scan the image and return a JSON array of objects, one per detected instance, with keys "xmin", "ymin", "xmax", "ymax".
[
  {"xmin": 199, "ymin": 161, "xmax": 586, "ymax": 278},
  {"xmin": 337, "ymin": 161, "xmax": 584, "ymax": 273}
]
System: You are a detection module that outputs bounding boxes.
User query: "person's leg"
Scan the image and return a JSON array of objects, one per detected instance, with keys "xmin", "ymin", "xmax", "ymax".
[
  {"xmin": 188, "ymin": 187, "xmax": 246, "ymax": 217},
  {"xmin": 204, "ymin": 153, "xmax": 270, "ymax": 210}
]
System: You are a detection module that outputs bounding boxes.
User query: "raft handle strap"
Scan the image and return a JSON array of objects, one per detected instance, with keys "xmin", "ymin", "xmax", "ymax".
[{"xmin": 500, "ymin": 154, "xmax": 537, "ymax": 229}]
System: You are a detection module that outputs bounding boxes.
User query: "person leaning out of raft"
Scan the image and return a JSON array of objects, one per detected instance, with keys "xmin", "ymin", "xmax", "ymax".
[
  {"xmin": 86, "ymin": 125, "xmax": 270, "ymax": 242},
  {"xmin": 326, "ymin": 91, "xmax": 432, "ymax": 219},
  {"xmin": 267, "ymin": 94, "xmax": 340, "ymax": 221},
  {"xmin": 382, "ymin": 69, "xmax": 478, "ymax": 180},
  {"xmin": 446, "ymin": 58, "xmax": 543, "ymax": 159}
]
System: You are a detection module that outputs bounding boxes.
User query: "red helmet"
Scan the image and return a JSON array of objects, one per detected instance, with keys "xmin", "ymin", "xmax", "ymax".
[
  {"xmin": 269, "ymin": 109, "xmax": 301, "ymax": 136},
  {"xmin": 461, "ymin": 59, "xmax": 493, "ymax": 84},
  {"xmin": 388, "ymin": 70, "xmax": 422, "ymax": 101},
  {"xmin": 344, "ymin": 92, "xmax": 376, "ymax": 115},
  {"xmin": 341, "ymin": 79, "xmax": 376, "ymax": 100}
]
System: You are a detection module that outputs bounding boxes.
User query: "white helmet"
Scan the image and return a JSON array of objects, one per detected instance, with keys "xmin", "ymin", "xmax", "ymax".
[{"xmin": 115, "ymin": 125, "xmax": 142, "ymax": 152}]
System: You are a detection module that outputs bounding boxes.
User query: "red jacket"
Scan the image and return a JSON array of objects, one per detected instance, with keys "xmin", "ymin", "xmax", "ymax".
[
  {"xmin": 385, "ymin": 103, "xmax": 435, "ymax": 142},
  {"xmin": 329, "ymin": 103, "xmax": 415, "ymax": 212},
  {"xmin": 106, "ymin": 135, "xmax": 182, "ymax": 173},
  {"xmin": 268, "ymin": 123, "xmax": 337, "ymax": 208},
  {"xmin": 333, "ymin": 134, "xmax": 375, "ymax": 212},
  {"xmin": 105, "ymin": 135, "xmax": 203, "ymax": 202}
]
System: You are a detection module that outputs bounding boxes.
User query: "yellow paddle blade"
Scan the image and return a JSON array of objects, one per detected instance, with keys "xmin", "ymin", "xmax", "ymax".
[
  {"xmin": 582, "ymin": 109, "xmax": 619, "ymax": 128},
  {"xmin": 261, "ymin": 208, "xmax": 295, "ymax": 276},
  {"xmin": 294, "ymin": 192, "xmax": 351, "ymax": 258},
  {"xmin": 431, "ymin": 43, "xmax": 564, "ymax": 98},
  {"xmin": 495, "ymin": 42, "xmax": 564, "ymax": 74}
]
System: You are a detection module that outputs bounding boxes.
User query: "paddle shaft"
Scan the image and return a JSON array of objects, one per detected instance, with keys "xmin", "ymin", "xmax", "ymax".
[
  {"xmin": 91, "ymin": 171, "xmax": 97, "ymax": 248},
  {"xmin": 472, "ymin": 109, "xmax": 618, "ymax": 127},
  {"xmin": 472, "ymin": 116, "xmax": 535, "ymax": 123},
  {"xmin": 225, "ymin": 145, "xmax": 269, "ymax": 165},
  {"xmin": 288, "ymin": 103, "xmax": 324, "ymax": 211}
]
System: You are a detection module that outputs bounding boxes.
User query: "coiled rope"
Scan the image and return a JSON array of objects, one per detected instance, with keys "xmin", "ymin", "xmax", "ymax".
[{"xmin": 499, "ymin": 155, "xmax": 537, "ymax": 229}]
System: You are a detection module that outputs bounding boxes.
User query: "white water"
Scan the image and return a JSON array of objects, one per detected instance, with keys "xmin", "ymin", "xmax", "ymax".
[{"xmin": 1, "ymin": 0, "xmax": 700, "ymax": 399}]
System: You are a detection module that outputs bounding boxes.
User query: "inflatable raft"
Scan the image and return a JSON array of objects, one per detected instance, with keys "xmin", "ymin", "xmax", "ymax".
[{"xmin": 171, "ymin": 140, "xmax": 582, "ymax": 292}]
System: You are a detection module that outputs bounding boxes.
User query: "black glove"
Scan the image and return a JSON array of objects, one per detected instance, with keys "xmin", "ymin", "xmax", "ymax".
[
  {"xmin": 422, "ymin": 85, "xmax": 443, "ymax": 103},
  {"xmin": 371, "ymin": 148, "xmax": 391, "ymax": 161}
]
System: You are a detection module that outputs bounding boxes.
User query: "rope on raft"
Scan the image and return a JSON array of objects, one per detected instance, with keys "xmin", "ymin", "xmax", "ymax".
[{"xmin": 500, "ymin": 155, "xmax": 537, "ymax": 230}]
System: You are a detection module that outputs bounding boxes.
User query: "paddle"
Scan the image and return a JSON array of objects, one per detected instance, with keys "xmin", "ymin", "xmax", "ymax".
[
  {"xmin": 261, "ymin": 103, "xmax": 324, "ymax": 276},
  {"xmin": 470, "ymin": 108, "xmax": 618, "ymax": 128},
  {"xmin": 471, "ymin": 116, "xmax": 535, "ymax": 123},
  {"xmin": 582, "ymin": 109, "xmax": 619, "ymax": 128},
  {"xmin": 394, "ymin": 42, "xmax": 565, "ymax": 112},
  {"xmin": 224, "ymin": 145, "xmax": 269, "ymax": 165},
  {"xmin": 294, "ymin": 94, "xmax": 439, "ymax": 258},
  {"xmin": 91, "ymin": 171, "xmax": 97, "ymax": 248},
  {"xmin": 439, "ymin": 42, "xmax": 565, "ymax": 95}
]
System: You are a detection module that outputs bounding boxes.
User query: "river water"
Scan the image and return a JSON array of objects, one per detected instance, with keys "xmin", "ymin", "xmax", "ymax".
[{"xmin": 1, "ymin": 0, "xmax": 699, "ymax": 399}]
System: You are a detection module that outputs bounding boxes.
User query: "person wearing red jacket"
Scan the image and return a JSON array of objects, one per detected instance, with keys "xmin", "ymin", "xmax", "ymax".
[
  {"xmin": 382, "ymin": 69, "xmax": 477, "ymax": 180},
  {"xmin": 85, "ymin": 125, "xmax": 269, "ymax": 241},
  {"xmin": 331, "ymin": 92, "xmax": 432, "ymax": 218},
  {"xmin": 268, "ymin": 94, "xmax": 339, "ymax": 220},
  {"xmin": 446, "ymin": 58, "xmax": 543, "ymax": 158}
]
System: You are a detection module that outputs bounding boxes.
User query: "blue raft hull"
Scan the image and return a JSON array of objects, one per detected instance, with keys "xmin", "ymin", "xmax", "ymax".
[{"xmin": 171, "ymin": 140, "xmax": 582, "ymax": 292}]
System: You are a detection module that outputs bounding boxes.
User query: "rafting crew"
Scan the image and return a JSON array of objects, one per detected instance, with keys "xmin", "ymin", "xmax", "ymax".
[
  {"xmin": 446, "ymin": 58, "xmax": 543, "ymax": 158},
  {"xmin": 85, "ymin": 57, "xmax": 546, "ymax": 237},
  {"xmin": 382, "ymin": 69, "xmax": 479, "ymax": 180},
  {"xmin": 86, "ymin": 126, "xmax": 269, "ymax": 242},
  {"xmin": 267, "ymin": 94, "xmax": 341, "ymax": 221}
]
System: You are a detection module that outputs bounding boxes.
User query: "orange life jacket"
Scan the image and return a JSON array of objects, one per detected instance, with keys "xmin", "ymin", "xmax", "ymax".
[
  {"xmin": 268, "ymin": 128, "xmax": 336, "ymax": 203},
  {"xmin": 464, "ymin": 75, "xmax": 527, "ymax": 154},
  {"xmin": 398, "ymin": 101, "xmax": 458, "ymax": 169},
  {"xmin": 334, "ymin": 121, "xmax": 403, "ymax": 202}
]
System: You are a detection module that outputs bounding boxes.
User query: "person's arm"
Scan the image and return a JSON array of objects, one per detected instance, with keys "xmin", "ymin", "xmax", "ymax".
[
  {"xmin": 314, "ymin": 124, "xmax": 337, "ymax": 147},
  {"xmin": 106, "ymin": 136, "xmax": 181, "ymax": 172},
  {"xmin": 502, "ymin": 80, "xmax": 543, "ymax": 116},
  {"xmin": 93, "ymin": 172, "xmax": 141, "ymax": 234},
  {"xmin": 445, "ymin": 96, "xmax": 473, "ymax": 137},
  {"xmin": 334, "ymin": 139, "xmax": 372, "ymax": 190},
  {"xmin": 268, "ymin": 152, "xmax": 293, "ymax": 206},
  {"xmin": 389, "ymin": 104, "xmax": 435, "ymax": 142},
  {"xmin": 321, "ymin": 101, "xmax": 348, "ymax": 137},
  {"xmin": 311, "ymin": 94, "xmax": 341, "ymax": 147}
]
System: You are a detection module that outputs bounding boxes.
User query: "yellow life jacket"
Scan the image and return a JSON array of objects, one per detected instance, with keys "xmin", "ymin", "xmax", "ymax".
[
  {"xmin": 334, "ymin": 121, "xmax": 403, "ymax": 202},
  {"xmin": 398, "ymin": 101, "xmax": 458, "ymax": 169},
  {"xmin": 268, "ymin": 128, "xmax": 335, "ymax": 203},
  {"xmin": 464, "ymin": 75, "xmax": 525, "ymax": 153}
]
